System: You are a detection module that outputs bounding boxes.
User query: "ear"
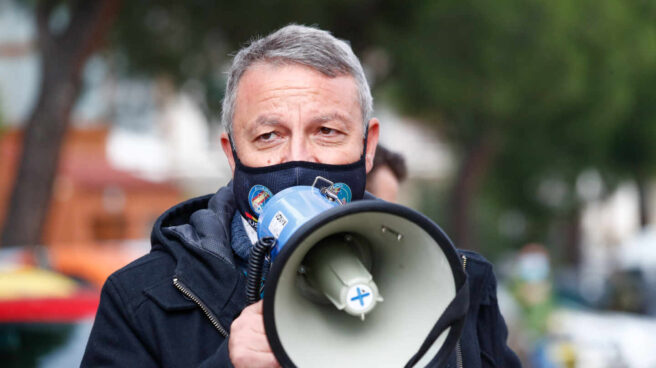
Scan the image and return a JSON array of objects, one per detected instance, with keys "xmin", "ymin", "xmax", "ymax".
[
  {"xmin": 220, "ymin": 132, "xmax": 236, "ymax": 174},
  {"xmin": 364, "ymin": 118, "xmax": 380, "ymax": 174}
]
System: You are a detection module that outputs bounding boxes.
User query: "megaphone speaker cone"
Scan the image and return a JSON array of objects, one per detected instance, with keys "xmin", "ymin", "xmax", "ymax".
[{"xmin": 263, "ymin": 200, "xmax": 467, "ymax": 368}]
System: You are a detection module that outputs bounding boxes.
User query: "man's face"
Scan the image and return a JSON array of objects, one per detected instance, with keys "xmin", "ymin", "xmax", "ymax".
[{"xmin": 221, "ymin": 62, "xmax": 379, "ymax": 172}]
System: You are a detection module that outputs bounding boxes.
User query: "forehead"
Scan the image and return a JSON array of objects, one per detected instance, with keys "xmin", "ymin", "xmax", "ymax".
[{"xmin": 233, "ymin": 62, "xmax": 361, "ymax": 127}]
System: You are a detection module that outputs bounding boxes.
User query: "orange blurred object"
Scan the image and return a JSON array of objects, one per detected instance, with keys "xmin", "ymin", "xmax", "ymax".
[{"xmin": 48, "ymin": 241, "xmax": 150, "ymax": 288}]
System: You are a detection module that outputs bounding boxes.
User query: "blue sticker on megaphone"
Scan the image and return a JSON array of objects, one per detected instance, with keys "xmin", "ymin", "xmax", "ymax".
[
  {"xmin": 332, "ymin": 182, "xmax": 352, "ymax": 203},
  {"xmin": 248, "ymin": 185, "xmax": 273, "ymax": 214}
]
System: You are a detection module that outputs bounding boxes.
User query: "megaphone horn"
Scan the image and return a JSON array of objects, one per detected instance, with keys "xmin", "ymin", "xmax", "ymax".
[{"xmin": 248, "ymin": 179, "xmax": 468, "ymax": 368}]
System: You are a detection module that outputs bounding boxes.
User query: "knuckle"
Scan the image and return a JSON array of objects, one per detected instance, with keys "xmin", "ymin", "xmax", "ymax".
[{"xmin": 229, "ymin": 346, "xmax": 248, "ymax": 366}]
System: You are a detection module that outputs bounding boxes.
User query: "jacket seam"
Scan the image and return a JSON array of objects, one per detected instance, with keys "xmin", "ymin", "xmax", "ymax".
[{"xmin": 112, "ymin": 251, "xmax": 170, "ymax": 277}]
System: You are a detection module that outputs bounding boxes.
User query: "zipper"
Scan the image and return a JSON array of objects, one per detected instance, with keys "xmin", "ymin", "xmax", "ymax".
[
  {"xmin": 173, "ymin": 277, "xmax": 229, "ymax": 337},
  {"xmin": 456, "ymin": 343, "xmax": 464, "ymax": 368},
  {"xmin": 455, "ymin": 254, "xmax": 467, "ymax": 368}
]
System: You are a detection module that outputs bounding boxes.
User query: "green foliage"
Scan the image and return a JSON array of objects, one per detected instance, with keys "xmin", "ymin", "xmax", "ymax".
[
  {"xmin": 109, "ymin": 0, "xmax": 414, "ymax": 115},
  {"xmin": 376, "ymin": 0, "xmax": 656, "ymax": 257}
]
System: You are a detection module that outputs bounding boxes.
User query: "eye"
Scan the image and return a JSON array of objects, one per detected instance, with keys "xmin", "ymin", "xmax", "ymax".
[
  {"xmin": 319, "ymin": 127, "xmax": 337, "ymax": 135},
  {"xmin": 257, "ymin": 131, "xmax": 278, "ymax": 142}
]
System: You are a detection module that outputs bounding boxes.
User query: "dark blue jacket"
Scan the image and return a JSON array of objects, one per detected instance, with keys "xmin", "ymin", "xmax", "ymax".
[{"xmin": 81, "ymin": 185, "xmax": 520, "ymax": 367}]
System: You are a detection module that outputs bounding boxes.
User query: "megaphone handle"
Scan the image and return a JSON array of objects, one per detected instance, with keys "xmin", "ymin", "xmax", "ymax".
[
  {"xmin": 404, "ymin": 280, "xmax": 470, "ymax": 368},
  {"xmin": 247, "ymin": 237, "xmax": 276, "ymax": 305}
]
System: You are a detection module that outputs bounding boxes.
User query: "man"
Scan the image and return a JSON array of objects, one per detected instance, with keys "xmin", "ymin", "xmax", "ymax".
[
  {"xmin": 366, "ymin": 144, "xmax": 408, "ymax": 202},
  {"xmin": 82, "ymin": 25, "xmax": 519, "ymax": 367}
]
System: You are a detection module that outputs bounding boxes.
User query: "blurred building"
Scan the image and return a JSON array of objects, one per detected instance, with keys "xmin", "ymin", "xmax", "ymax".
[{"xmin": 0, "ymin": 126, "xmax": 182, "ymax": 245}]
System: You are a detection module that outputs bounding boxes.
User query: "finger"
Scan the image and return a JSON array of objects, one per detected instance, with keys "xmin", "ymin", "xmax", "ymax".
[
  {"xmin": 246, "ymin": 315, "xmax": 266, "ymax": 334},
  {"xmin": 246, "ymin": 351, "xmax": 280, "ymax": 368},
  {"xmin": 246, "ymin": 335, "xmax": 274, "ymax": 354},
  {"xmin": 230, "ymin": 335, "xmax": 273, "ymax": 355},
  {"xmin": 231, "ymin": 325, "xmax": 269, "ymax": 349},
  {"xmin": 237, "ymin": 306, "xmax": 266, "ymax": 334},
  {"xmin": 231, "ymin": 353, "xmax": 280, "ymax": 368},
  {"xmin": 245, "ymin": 300, "xmax": 263, "ymax": 315}
]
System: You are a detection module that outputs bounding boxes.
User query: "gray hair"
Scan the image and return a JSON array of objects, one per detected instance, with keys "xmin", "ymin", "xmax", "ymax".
[{"xmin": 221, "ymin": 24, "xmax": 373, "ymax": 136}]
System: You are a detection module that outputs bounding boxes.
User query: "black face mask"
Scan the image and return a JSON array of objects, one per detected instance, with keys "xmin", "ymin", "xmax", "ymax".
[{"xmin": 230, "ymin": 136, "xmax": 368, "ymax": 227}]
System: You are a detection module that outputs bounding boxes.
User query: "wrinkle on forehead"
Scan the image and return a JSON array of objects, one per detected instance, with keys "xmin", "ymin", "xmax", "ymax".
[{"xmin": 234, "ymin": 63, "xmax": 361, "ymax": 133}]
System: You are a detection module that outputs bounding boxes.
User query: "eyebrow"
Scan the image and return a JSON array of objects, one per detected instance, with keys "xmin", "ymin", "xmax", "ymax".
[
  {"xmin": 310, "ymin": 113, "xmax": 353, "ymax": 129},
  {"xmin": 248, "ymin": 112, "xmax": 354, "ymax": 134},
  {"xmin": 253, "ymin": 116, "xmax": 283, "ymax": 127},
  {"xmin": 247, "ymin": 116, "xmax": 284, "ymax": 135}
]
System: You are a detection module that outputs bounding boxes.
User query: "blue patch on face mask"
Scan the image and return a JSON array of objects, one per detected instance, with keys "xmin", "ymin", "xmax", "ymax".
[
  {"xmin": 332, "ymin": 182, "xmax": 353, "ymax": 203},
  {"xmin": 248, "ymin": 185, "xmax": 274, "ymax": 215}
]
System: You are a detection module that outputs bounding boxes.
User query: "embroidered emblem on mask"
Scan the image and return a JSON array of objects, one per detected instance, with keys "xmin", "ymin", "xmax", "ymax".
[
  {"xmin": 248, "ymin": 185, "xmax": 273, "ymax": 215},
  {"xmin": 332, "ymin": 183, "xmax": 352, "ymax": 203}
]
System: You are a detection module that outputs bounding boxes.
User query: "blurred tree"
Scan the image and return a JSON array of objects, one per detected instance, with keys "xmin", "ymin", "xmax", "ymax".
[
  {"xmin": 483, "ymin": 0, "xmax": 656, "ymax": 261},
  {"xmin": 608, "ymin": 81, "xmax": 656, "ymax": 227},
  {"xmin": 0, "ymin": 96, "xmax": 4, "ymax": 133},
  {"xmin": 107, "ymin": 0, "xmax": 414, "ymax": 114},
  {"xmin": 605, "ymin": 3, "xmax": 656, "ymax": 227},
  {"xmin": 378, "ymin": 0, "xmax": 654, "ymax": 256},
  {"xmin": 1, "ymin": 0, "xmax": 122, "ymax": 246}
]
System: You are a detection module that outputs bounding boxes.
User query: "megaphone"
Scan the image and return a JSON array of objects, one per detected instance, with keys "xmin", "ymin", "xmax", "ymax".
[{"xmin": 247, "ymin": 178, "xmax": 468, "ymax": 368}]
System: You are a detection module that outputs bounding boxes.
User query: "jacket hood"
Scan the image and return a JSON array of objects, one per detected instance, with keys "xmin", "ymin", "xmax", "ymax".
[
  {"xmin": 150, "ymin": 182, "xmax": 378, "ymax": 264},
  {"xmin": 150, "ymin": 183, "xmax": 237, "ymax": 266}
]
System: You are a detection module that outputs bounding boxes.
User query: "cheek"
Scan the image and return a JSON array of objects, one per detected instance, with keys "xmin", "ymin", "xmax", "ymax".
[
  {"xmin": 312, "ymin": 136, "xmax": 364, "ymax": 165},
  {"xmin": 313, "ymin": 146, "xmax": 362, "ymax": 165},
  {"xmin": 239, "ymin": 145, "xmax": 288, "ymax": 167},
  {"xmin": 239, "ymin": 149, "xmax": 272, "ymax": 167}
]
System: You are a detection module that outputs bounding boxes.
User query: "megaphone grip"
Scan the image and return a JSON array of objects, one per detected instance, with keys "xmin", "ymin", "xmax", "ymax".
[{"xmin": 247, "ymin": 237, "xmax": 276, "ymax": 305}]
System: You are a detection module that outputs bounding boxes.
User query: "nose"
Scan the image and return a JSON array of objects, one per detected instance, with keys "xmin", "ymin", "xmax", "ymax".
[{"xmin": 286, "ymin": 134, "xmax": 316, "ymax": 163}]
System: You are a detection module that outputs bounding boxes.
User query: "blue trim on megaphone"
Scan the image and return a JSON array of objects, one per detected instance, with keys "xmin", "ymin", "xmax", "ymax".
[{"xmin": 257, "ymin": 186, "xmax": 341, "ymax": 260}]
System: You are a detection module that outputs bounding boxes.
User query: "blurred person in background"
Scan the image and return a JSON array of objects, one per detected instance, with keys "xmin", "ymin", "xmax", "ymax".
[
  {"xmin": 510, "ymin": 243, "xmax": 558, "ymax": 367},
  {"xmin": 81, "ymin": 24, "xmax": 520, "ymax": 367},
  {"xmin": 365, "ymin": 144, "xmax": 408, "ymax": 202}
]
